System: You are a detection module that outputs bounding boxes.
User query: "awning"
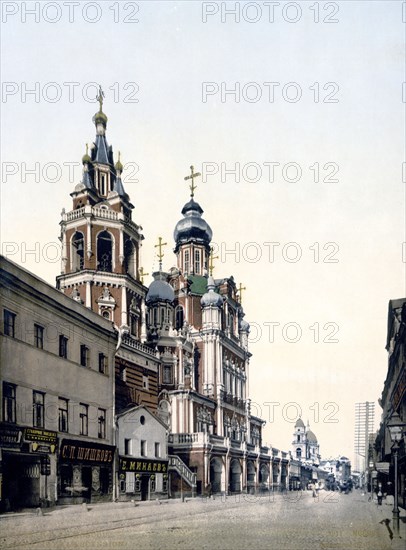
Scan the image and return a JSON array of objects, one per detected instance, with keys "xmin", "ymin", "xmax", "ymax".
[{"xmin": 375, "ymin": 462, "xmax": 390, "ymax": 474}]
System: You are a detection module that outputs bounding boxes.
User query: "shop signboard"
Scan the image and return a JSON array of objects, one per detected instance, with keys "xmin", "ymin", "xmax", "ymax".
[
  {"xmin": 0, "ymin": 424, "xmax": 23, "ymax": 449},
  {"xmin": 60, "ymin": 439, "xmax": 115, "ymax": 464},
  {"xmin": 119, "ymin": 456, "xmax": 169, "ymax": 473}
]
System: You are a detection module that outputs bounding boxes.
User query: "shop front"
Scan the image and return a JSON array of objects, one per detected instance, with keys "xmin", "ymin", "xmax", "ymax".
[
  {"xmin": 0, "ymin": 424, "xmax": 57, "ymax": 511},
  {"xmin": 58, "ymin": 439, "xmax": 115, "ymax": 504},
  {"xmin": 118, "ymin": 456, "xmax": 169, "ymax": 501}
]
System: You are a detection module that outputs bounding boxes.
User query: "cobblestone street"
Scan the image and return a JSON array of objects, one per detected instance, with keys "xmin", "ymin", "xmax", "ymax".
[{"xmin": 1, "ymin": 491, "xmax": 405, "ymax": 550}]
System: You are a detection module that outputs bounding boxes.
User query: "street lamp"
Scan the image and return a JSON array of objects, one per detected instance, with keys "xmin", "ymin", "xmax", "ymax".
[{"xmin": 387, "ymin": 410, "xmax": 405, "ymax": 538}]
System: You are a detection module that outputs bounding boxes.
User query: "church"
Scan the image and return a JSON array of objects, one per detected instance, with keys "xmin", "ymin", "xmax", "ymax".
[{"xmin": 1, "ymin": 93, "xmax": 289, "ymax": 506}]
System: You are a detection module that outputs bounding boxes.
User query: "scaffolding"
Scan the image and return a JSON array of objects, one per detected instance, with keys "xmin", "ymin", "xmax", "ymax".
[{"xmin": 354, "ymin": 402, "xmax": 375, "ymax": 476}]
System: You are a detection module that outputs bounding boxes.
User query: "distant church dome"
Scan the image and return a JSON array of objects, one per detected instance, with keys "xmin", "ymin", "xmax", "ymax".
[
  {"xmin": 146, "ymin": 272, "xmax": 175, "ymax": 304},
  {"xmin": 201, "ymin": 276, "xmax": 223, "ymax": 308},
  {"xmin": 295, "ymin": 417, "xmax": 305, "ymax": 428},
  {"xmin": 174, "ymin": 199, "xmax": 212, "ymax": 252},
  {"xmin": 306, "ymin": 429, "xmax": 318, "ymax": 443}
]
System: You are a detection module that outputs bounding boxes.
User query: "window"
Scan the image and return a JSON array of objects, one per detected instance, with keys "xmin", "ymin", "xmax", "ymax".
[
  {"xmin": 296, "ymin": 448, "xmax": 302, "ymax": 459},
  {"xmin": 140, "ymin": 440, "xmax": 147, "ymax": 457},
  {"xmin": 58, "ymin": 398, "xmax": 69, "ymax": 432},
  {"xmin": 79, "ymin": 403, "xmax": 88, "ymax": 436},
  {"xmin": 34, "ymin": 324, "xmax": 44, "ymax": 349},
  {"xmin": 142, "ymin": 375, "xmax": 149, "ymax": 390},
  {"xmin": 59, "ymin": 335, "xmax": 68, "ymax": 359},
  {"xmin": 3, "ymin": 383, "xmax": 16, "ymax": 423},
  {"xmin": 98, "ymin": 353, "xmax": 107, "ymax": 374},
  {"xmin": 163, "ymin": 365, "xmax": 172, "ymax": 384},
  {"xmin": 97, "ymin": 231, "xmax": 113, "ymax": 272},
  {"xmin": 175, "ymin": 306, "xmax": 184, "ymax": 330},
  {"xmin": 99, "ymin": 173, "xmax": 106, "ymax": 196},
  {"xmin": 184, "ymin": 250, "xmax": 190, "ymax": 274},
  {"xmin": 72, "ymin": 232, "xmax": 85, "ymax": 271},
  {"xmin": 4, "ymin": 310, "xmax": 16, "ymax": 338},
  {"xmin": 194, "ymin": 249, "xmax": 201, "ymax": 275},
  {"xmin": 124, "ymin": 438, "xmax": 132, "ymax": 455},
  {"xmin": 33, "ymin": 391, "xmax": 45, "ymax": 428},
  {"xmin": 154, "ymin": 442, "xmax": 161, "ymax": 458},
  {"xmin": 130, "ymin": 315, "xmax": 138, "ymax": 338},
  {"xmin": 98, "ymin": 408, "xmax": 106, "ymax": 439},
  {"xmin": 80, "ymin": 344, "xmax": 89, "ymax": 367}
]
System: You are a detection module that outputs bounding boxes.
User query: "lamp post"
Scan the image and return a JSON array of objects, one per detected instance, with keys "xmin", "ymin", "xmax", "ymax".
[{"xmin": 387, "ymin": 410, "xmax": 405, "ymax": 538}]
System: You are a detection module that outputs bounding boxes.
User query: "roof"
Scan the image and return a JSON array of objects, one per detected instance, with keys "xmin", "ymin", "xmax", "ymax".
[
  {"xmin": 188, "ymin": 275, "xmax": 207, "ymax": 296},
  {"xmin": 306, "ymin": 429, "xmax": 318, "ymax": 443},
  {"xmin": 116, "ymin": 405, "xmax": 169, "ymax": 430},
  {"xmin": 295, "ymin": 417, "xmax": 305, "ymax": 428}
]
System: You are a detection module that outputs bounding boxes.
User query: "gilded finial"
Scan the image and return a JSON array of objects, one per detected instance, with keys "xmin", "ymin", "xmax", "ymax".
[
  {"xmin": 138, "ymin": 267, "xmax": 149, "ymax": 284},
  {"xmin": 237, "ymin": 283, "xmax": 246, "ymax": 304},
  {"xmin": 96, "ymin": 85, "xmax": 105, "ymax": 112},
  {"xmin": 184, "ymin": 165, "xmax": 201, "ymax": 198},
  {"xmin": 209, "ymin": 247, "xmax": 219, "ymax": 276},
  {"xmin": 154, "ymin": 237, "xmax": 168, "ymax": 271}
]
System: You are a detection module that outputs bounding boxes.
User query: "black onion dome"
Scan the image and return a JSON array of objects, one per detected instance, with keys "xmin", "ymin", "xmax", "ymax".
[
  {"xmin": 146, "ymin": 272, "xmax": 175, "ymax": 304},
  {"xmin": 174, "ymin": 199, "xmax": 212, "ymax": 251}
]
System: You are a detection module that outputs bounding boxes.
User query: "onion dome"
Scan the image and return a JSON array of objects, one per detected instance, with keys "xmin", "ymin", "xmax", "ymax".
[
  {"xmin": 115, "ymin": 151, "xmax": 123, "ymax": 173},
  {"xmin": 295, "ymin": 417, "xmax": 305, "ymax": 429},
  {"xmin": 306, "ymin": 430, "xmax": 318, "ymax": 443},
  {"xmin": 146, "ymin": 272, "xmax": 175, "ymax": 304},
  {"xmin": 82, "ymin": 144, "xmax": 91, "ymax": 165},
  {"xmin": 174, "ymin": 199, "xmax": 212, "ymax": 252},
  {"xmin": 93, "ymin": 109, "xmax": 108, "ymax": 128},
  {"xmin": 201, "ymin": 276, "xmax": 223, "ymax": 308}
]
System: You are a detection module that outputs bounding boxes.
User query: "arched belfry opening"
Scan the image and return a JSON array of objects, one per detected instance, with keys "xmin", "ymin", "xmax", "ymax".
[{"xmin": 97, "ymin": 231, "xmax": 113, "ymax": 272}]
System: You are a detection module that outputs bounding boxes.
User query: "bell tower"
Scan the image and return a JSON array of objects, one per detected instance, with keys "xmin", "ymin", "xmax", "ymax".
[{"xmin": 56, "ymin": 88, "xmax": 146, "ymax": 338}]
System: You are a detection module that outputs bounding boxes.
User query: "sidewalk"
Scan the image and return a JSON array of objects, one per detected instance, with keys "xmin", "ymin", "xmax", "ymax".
[{"xmin": 365, "ymin": 493, "xmax": 406, "ymax": 549}]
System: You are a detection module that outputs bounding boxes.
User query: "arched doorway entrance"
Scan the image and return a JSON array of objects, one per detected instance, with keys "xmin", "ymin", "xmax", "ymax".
[
  {"xmin": 259, "ymin": 463, "xmax": 270, "ymax": 493},
  {"xmin": 247, "ymin": 461, "xmax": 256, "ymax": 494},
  {"xmin": 229, "ymin": 459, "xmax": 241, "ymax": 493},
  {"xmin": 210, "ymin": 457, "xmax": 223, "ymax": 494}
]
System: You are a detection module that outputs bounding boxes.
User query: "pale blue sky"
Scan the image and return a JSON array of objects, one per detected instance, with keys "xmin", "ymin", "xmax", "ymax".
[{"xmin": 1, "ymin": 1, "xmax": 405, "ymax": 461}]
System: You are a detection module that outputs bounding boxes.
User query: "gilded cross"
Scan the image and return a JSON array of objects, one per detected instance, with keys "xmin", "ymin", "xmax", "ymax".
[
  {"xmin": 138, "ymin": 267, "xmax": 149, "ymax": 284},
  {"xmin": 237, "ymin": 283, "xmax": 246, "ymax": 304},
  {"xmin": 155, "ymin": 237, "xmax": 167, "ymax": 271},
  {"xmin": 96, "ymin": 85, "xmax": 105, "ymax": 111},
  {"xmin": 209, "ymin": 247, "xmax": 219, "ymax": 276},
  {"xmin": 184, "ymin": 165, "xmax": 201, "ymax": 198}
]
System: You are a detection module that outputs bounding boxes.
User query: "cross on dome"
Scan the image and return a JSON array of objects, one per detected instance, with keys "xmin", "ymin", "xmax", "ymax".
[{"xmin": 184, "ymin": 165, "xmax": 201, "ymax": 198}]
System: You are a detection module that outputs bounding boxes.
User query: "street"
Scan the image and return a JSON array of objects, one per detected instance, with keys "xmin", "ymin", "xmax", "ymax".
[{"xmin": 0, "ymin": 490, "xmax": 404, "ymax": 550}]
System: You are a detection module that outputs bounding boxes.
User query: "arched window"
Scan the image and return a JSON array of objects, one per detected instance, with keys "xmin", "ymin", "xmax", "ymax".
[
  {"xmin": 71, "ymin": 232, "xmax": 84, "ymax": 271},
  {"xmin": 124, "ymin": 238, "xmax": 136, "ymax": 277},
  {"xmin": 296, "ymin": 448, "xmax": 302, "ymax": 459},
  {"xmin": 97, "ymin": 231, "xmax": 113, "ymax": 272}
]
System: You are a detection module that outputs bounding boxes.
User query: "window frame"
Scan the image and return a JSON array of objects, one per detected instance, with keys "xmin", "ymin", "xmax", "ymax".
[
  {"xmin": 79, "ymin": 403, "xmax": 89, "ymax": 436},
  {"xmin": 98, "ymin": 353, "xmax": 107, "ymax": 374},
  {"xmin": 34, "ymin": 324, "xmax": 44, "ymax": 349},
  {"xmin": 58, "ymin": 398, "xmax": 69, "ymax": 433},
  {"xmin": 59, "ymin": 335, "xmax": 68, "ymax": 359},
  {"xmin": 33, "ymin": 390, "xmax": 45, "ymax": 428},
  {"xmin": 98, "ymin": 408, "xmax": 106, "ymax": 439},
  {"xmin": 140, "ymin": 440, "xmax": 147, "ymax": 457},
  {"xmin": 4, "ymin": 310, "xmax": 16, "ymax": 338},
  {"xmin": 3, "ymin": 382, "xmax": 16, "ymax": 423},
  {"xmin": 80, "ymin": 344, "xmax": 90, "ymax": 367}
]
